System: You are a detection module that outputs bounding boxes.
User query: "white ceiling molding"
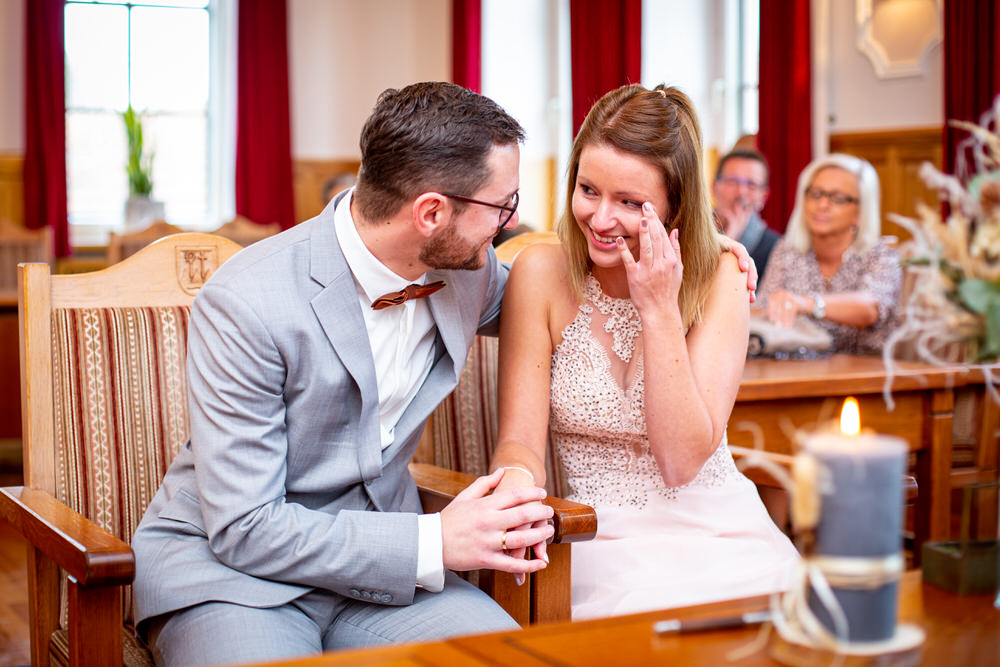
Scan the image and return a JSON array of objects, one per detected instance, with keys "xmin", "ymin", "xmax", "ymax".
[{"xmin": 855, "ymin": 0, "xmax": 942, "ymax": 79}]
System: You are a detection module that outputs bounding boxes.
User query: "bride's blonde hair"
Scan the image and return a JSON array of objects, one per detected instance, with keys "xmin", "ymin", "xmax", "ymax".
[{"xmin": 557, "ymin": 84, "xmax": 720, "ymax": 330}]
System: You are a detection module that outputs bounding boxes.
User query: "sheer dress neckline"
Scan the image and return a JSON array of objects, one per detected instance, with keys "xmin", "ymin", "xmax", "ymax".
[{"xmin": 549, "ymin": 274, "xmax": 737, "ymax": 508}]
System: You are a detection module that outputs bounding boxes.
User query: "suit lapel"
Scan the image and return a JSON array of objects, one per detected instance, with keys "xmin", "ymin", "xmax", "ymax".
[
  {"xmin": 425, "ymin": 269, "xmax": 467, "ymax": 384},
  {"xmin": 308, "ymin": 204, "xmax": 383, "ymax": 482}
]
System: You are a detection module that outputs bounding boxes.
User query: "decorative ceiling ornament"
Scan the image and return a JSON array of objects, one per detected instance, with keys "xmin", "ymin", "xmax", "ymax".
[{"xmin": 855, "ymin": 0, "xmax": 942, "ymax": 79}]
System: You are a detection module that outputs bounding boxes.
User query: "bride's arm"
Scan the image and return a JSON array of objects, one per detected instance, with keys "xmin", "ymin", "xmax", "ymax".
[
  {"xmin": 645, "ymin": 252, "xmax": 748, "ymax": 486},
  {"xmin": 624, "ymin": 208, "xmax": 748, "ymax": 487},
  {"xmin": 490, "ymin": 245, "xmax": 563, "ymax": 577},
  {"xmin": 491, "ymin": 243, "xmax": 561, "ymax": 491}
]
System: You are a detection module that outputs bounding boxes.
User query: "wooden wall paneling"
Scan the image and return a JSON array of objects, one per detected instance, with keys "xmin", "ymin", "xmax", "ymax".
[
  {"xmin": 829, "ymin": 127, "xmax": 942, "ymax": 242},
  {"xmin": 0, "ymin": 155, "xmax": 24, "ymax": 227},
  {"xmin": 292, "ymin": 158, "xmax": 360, "ymax": 224}
]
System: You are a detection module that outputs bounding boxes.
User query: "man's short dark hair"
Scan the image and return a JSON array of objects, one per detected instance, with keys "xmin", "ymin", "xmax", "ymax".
[
  {"xmin": 354, "ymin": 82, "xmax": 525, "ymax": 222},
  {"xmin": 715, "ymin": 148, "xmax": 770, "ymax": 183}
]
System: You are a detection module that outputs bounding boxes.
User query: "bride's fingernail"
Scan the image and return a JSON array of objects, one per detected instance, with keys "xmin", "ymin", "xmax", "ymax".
[
  {"xmin": 516, "ymin": 574, "xmax": 525, "ymax": 586},
  {"xmin": 616, "ymin": 237, "xmax": 624, "ymax": 247}
]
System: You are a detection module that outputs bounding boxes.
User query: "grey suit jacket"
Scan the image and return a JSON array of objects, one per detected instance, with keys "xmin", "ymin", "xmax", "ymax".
[{"xmin": 132, "ymin": 194, "xmax": 508, "ymax": 625}]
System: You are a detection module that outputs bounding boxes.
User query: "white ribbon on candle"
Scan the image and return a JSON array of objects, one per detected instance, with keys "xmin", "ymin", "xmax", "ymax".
[{"xmin": 810, "ymin": 553, "xmax": 904, "ymax": 590}]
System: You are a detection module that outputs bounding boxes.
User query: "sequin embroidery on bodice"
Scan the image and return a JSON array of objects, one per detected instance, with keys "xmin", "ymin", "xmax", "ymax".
[{"xmin": 549, "ymin": 274, "xmax": 738, "ymax": 508}]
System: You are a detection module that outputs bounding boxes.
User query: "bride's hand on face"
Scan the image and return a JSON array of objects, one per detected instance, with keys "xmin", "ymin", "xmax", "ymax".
[{"xmin": 616, "ymin": 201, "xmax": 682, "ymax": 316}]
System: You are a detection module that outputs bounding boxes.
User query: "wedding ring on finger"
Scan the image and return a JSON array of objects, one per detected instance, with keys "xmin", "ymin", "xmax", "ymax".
[{"xmin": 501, "ymin": 530, "xmax": 508, "ymax": 553}]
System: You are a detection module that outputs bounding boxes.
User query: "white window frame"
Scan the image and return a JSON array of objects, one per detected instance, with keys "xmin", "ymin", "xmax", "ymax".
[{"xmin": 64, "ymin": 0, "xmax": 235, "ymax": 248}]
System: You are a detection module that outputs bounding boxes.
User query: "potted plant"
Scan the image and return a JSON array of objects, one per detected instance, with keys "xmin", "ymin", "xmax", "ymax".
[{"xmin": 122, "ymin": 105, "xmax": 165, "ymax": 228}]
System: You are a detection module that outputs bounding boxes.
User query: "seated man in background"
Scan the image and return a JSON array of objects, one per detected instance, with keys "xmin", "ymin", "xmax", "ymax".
[{"xmin": 713, "ymin": 148, "xmax": 781, "ymax": 279}]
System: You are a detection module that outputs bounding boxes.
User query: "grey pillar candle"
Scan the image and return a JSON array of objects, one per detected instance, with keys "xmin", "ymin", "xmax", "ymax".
[{"xmin": 805, "ymin": 419, "xmax": 907, "ymax": 643}]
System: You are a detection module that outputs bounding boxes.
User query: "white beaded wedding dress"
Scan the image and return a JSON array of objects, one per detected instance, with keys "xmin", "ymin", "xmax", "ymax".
[{"xmin": 550, "ymin": 275, "xmax": 799, "ymax": 620}]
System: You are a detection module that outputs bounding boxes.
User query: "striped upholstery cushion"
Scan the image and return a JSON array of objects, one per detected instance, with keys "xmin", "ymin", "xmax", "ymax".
[
  {"xmin": 431, "ymin": 335, "xmax": 565, "ymax": 497},
  {"xmin": 51, "ymin": 305, "xmax": 192, "ymax": 638}
]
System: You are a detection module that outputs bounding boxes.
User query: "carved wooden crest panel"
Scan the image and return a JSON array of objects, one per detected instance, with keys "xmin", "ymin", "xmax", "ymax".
[{"xmin": 176, "ymin": 245, "xmax": 219, "ymax": 295}]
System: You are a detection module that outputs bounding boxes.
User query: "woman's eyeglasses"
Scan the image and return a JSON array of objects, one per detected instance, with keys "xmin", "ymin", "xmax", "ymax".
[
  {"xmin": 441, "ymin": 192, "xmax": 519, "ymax": 230},
  {"xmin": 805, "ymin": 187, "xmax": 859, "ymax": 206}
]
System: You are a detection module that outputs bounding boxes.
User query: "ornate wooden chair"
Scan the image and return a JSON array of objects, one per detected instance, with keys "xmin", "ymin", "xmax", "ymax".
[
  {"xmin": 0, "ymin": 219, "xmax": 51, "ymax": 306},
  {"xmin": 1, "ymin": 233, "xmax": 241, "ymax": 666},
  {"xmin": 106, "ymin": 220, "xmax": 184, "ymax": 265},
  {"xmin": 0, "ymin": 232, "xmax": 594, "ymax": 666},
  {"xmin": 208, "ymin": 215, "xmax": 281, "ymax": 247}
]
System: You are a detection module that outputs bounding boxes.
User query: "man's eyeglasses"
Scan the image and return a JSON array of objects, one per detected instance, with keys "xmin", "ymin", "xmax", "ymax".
[
  {"xmin": 804, "ymin": 187, "xmax": 859, "ymax": 207},
  {"xmin": 716, "ymin": 176, "xmax": 766, "ymax": 193},
  {"xmin": 441, "ymin": 191, "xmax": 519, "ymax": 231}
]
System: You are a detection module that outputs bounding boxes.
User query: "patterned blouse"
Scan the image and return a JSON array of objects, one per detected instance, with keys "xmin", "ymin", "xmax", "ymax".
[{"xmin": 756, "ymin": 237, "xmax": 902, "ymax": 355}]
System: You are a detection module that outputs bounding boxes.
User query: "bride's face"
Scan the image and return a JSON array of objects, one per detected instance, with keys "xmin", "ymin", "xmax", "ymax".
[{"xmin": 572, "ymin": 143, "xmax": 669, "ymax": 269}]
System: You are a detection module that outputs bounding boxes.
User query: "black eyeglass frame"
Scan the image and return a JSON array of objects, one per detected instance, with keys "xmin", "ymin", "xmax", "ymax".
[
  {"xmin": 804, "ymin": 187, "xmax": 860, "ymax": 206},
  {"xmin": 441, "ymin": 191, "xmax": 519, "ymax": 230}
]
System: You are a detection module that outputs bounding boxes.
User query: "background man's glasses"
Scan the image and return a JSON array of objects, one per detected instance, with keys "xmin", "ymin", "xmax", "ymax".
[
  {"xmin": 716, "ymin": 176, "xmax": 766, "ymax": 193},
  {"xmin": 442, "ymin": 191, "xmax": 519, "ymax": 230},
  {"xmin": 804, "ymin": 187, "xmax": 859, "ymax": 206}
]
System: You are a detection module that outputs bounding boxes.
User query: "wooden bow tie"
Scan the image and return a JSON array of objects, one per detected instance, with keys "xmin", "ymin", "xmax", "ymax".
[{"xmin": 370, "ymin": 280, "xmax": 446, "ymax": 310}]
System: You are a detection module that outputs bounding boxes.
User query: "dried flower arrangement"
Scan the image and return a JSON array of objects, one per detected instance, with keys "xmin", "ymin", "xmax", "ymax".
[{"xmin": 885, "ymin": 96, "xmax": 1000, "ymax": 389}]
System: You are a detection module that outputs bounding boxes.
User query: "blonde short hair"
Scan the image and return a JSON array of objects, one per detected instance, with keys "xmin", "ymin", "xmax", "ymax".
[{"xmin": 784, "ymin": 153, "xmax": 881, "ymax": 254}]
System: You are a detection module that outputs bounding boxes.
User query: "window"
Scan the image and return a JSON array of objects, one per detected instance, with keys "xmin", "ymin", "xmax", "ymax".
[
  {"xmin": 737, "ymin": 0, "xmax": 760, "ymax": 139},
  {"xmin": 64, "ymin": 0, "xmax": 234, "ymax": 246}
]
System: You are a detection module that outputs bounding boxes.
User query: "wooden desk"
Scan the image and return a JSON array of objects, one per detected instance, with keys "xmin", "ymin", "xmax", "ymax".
[
  {"xmin": 727, "ymin": 355, "xmax": 971, "ymax": 554},
  {"xmin": 239, "ymin": 571, "xmax": 999, "ymax": 666}
]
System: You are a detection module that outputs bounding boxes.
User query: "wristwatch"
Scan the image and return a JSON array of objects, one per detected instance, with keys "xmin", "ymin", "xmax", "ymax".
[{"xmin": 810, "ymin": 293, "xmax": 826, "ymax": 319}]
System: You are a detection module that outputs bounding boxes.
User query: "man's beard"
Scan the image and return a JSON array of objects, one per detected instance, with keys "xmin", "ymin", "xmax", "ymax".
[{"xmin": 419, "ymin": 217, "xmax": 489, "ymax": 271}]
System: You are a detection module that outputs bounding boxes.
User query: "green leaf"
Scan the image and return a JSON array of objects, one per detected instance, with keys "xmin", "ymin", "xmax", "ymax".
[
  {"xmin": 957, "ymin": 279, "xmax": 1000, "ymax": 315},
  {"xmin": 122, "ymin": 105, "xmax": 154, "ymax": 196},
  {"xmin": 938, "ymin": 260, "xmax": 965, "ymax": 284}
]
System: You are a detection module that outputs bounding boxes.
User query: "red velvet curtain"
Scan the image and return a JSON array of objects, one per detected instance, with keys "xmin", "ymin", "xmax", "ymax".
[
  {"xmin": 943, "ymin": 0, "xmax": 1000, "ymax": 177},
  {"xmin": 24, "ymin": 0, "xmax": 69, "ymax": 257},
  {"xmin": 569, "ymin": 0, "xmax": 642, "ymax": 135},
  {"xmin": 757, "ymin": 0, "xmax": 812, "ymax": 234},
  {"xmin": 235, "ymin": 0, "xmax": 296, "ymax": 229},
  {"xmin": 452, "ymin": 0, "xmax": 481, "ymax": 92}
]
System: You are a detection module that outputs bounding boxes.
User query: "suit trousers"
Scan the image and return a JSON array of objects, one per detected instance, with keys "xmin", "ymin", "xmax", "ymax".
[{"xmin": 147, "ymin": 571, "xmax": 518, "ymax": 666}]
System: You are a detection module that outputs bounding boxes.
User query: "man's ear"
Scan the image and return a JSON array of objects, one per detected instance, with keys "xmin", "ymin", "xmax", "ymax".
[{"xmin": 412, "ymin": 192, "xmax": 450, "ymax": 237}]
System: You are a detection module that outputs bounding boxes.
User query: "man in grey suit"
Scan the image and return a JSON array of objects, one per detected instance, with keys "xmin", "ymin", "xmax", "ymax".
[{"xmin": 132, "ymin": 82, "xmax": 556, "ymax": 666}]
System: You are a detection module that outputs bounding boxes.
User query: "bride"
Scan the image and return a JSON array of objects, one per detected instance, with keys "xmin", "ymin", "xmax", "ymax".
[{"xmin": 490, "ymin": 84, "xmax": 798, "ymax": 620}]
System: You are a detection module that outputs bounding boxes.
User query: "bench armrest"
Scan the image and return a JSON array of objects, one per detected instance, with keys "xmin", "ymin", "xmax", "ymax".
[{"xmin": 0, "ymin": 486, "xmax": 134, "ymax": 586}]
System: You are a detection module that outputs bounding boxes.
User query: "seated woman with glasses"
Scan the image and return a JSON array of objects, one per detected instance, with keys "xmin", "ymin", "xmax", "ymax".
[{"xmin": 755, "ymin": 153, "xmax": 902, "ymax": 355}]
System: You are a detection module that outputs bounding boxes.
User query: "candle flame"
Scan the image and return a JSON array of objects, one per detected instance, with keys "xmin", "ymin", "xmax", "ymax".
[{"xmin": 840, "ymin": 397, "xmax": 861, "ymax": 436}]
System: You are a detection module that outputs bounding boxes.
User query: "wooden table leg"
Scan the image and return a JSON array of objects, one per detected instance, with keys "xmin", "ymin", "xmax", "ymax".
[
  {"xmin": 928, "ymin": 389, "xmax": 955, "ymax": 542},
  {"xmin": 974, "ymin": 389, "xmax": 999, "ymax": 538}
]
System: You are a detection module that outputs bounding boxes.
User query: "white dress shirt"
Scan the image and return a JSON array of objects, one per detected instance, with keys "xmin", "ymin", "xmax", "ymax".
[{"xmin": 334, "ymin": 192, "xmax": 445, "ymax": 592}]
